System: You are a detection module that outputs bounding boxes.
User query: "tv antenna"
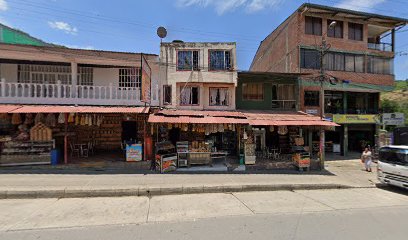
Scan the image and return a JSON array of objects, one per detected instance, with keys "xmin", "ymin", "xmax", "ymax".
[{"xmin": 157, "ymin": 26, "xmax": 167, "ymax": 43}]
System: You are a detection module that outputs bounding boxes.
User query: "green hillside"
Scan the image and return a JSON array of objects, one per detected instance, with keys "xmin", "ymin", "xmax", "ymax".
[{"xmin": 381, "ymin": 80, "xmax": 408, "ymax": 125}]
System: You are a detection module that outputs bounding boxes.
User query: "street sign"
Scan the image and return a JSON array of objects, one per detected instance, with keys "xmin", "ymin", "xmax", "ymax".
[{"xmin": 382, "ymin": 113, "xmax": 405, "ymax": 126}]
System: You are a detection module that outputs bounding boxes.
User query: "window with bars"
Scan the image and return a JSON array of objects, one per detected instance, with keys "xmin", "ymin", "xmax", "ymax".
[
  {"xmin": 209, "ymin": 50, "xmax": 232, "ymax": 71},
  {"xmin": 177, "ymin": 50, "xmax": 199, "ymax": 71},
  {"xmin": 79, "ymin": 67, "xmax": 93, "ymax": 86},
  {"xmin": 242, "ymin": 83, "xmax": 263, "ymax": 101},
  {"xmin": 163, "ymin": 85, "xmax": 172, "ymax": 105},
  {"xmin": 119, "ymin": 68, "xmax": 141, "ymax": 88},
  {"xmin": 17, "ymin": 64, "xmax": 73, "ymax": 85}
]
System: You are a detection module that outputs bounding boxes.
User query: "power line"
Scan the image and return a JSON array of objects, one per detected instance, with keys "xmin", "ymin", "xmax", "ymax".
[{"xmin": 7, "ymin": 0, "xmax": 262, "ymax": 43}]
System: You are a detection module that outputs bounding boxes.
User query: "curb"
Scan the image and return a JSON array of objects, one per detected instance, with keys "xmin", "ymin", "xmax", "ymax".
[{"xmin": 0, "ymin": 183, "xmax": 355, "ymax": 199}]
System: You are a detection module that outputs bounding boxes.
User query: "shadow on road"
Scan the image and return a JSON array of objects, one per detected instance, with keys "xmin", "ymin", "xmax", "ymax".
[{"xmin": 376, "ymin": 183, "xmax": 408, "ymax": 196}]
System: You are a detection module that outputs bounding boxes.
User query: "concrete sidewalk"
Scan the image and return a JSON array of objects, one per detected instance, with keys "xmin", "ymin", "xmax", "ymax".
[{"xmin": 0, "ymin": 160, "xmax": 379, "ymax": 199}]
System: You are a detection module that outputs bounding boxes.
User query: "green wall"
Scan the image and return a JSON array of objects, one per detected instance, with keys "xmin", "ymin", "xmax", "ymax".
[
  {"xmin": 0, "ymin": 24, "xmax": 48, "ymax": 46},
  {"xmin": 236, "ymin": 76, "xmax": 298, "ymax": 110}
]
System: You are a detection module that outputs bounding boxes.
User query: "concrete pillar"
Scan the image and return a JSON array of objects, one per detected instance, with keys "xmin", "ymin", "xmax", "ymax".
[
  {"xmin": 320, "ymin": 129, "xmax": 325, "ymax": 169},
  {"xmin": 343, "ymin": 124, "xmax": 348, "ymax": 157},
  {"xmin": 71, "ymin": 62, "xmax": 78, "ymax": 97},
  {"xmin": 308, "ymin": 130, "xmax": 313, "ymax": 155},
  {"xmin": 343, "ymin": 92, "xmax": 348, "ymax": 114}
]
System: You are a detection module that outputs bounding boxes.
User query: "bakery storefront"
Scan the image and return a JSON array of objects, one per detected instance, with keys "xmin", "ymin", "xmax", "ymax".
[
  {"xmin": 0, "ymin": 105, "xmax": 150, "ymax": 167},
  {"xmin": 148, "ymin": 110, "xmax": 248, "ymax": 173}
]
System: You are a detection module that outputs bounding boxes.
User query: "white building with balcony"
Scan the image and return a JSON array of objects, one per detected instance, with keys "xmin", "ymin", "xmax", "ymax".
[
  {"xmin": 0, "ymin": 43, "xmax": 159, "ymax": 107},
  {"xmin": 159, "ymin": 42, "xmax": 237, "ymax": 111}
]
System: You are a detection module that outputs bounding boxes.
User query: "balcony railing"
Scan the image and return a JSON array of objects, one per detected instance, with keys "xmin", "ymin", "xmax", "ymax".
[
  {"xmin": 0, "ymin": 79, "xmax": 159, "ymax": 106},
  {"xmin": 271, "ymin": 100, "xmax": 296, "ymax": 110},
  {"xmin": 368, "ymin": 43, "xmax": 392, "ymax": 52}
]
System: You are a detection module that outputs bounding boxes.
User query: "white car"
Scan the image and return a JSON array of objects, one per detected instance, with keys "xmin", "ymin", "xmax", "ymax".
[{"xmin": 377, "ymin": 145, "xmax": 408, "ymax": 190}]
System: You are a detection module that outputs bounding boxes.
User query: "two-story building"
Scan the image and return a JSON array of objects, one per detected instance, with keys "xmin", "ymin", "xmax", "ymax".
[
  {"xmin": 0, "ymin": 42, "xmax": 159, "ymax": 166},
  {"xmin": 250, "ymin": 3, "xmax": 408, "ymax": 156},
  {"xmin": 159, "ymin": 41, "xmax": 237, "ymax": 111}
]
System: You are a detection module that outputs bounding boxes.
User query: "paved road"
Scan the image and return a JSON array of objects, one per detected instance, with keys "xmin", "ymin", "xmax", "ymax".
[{"xmin": 1, "ymin": 186, "xmax": 408, "ymax": 239}]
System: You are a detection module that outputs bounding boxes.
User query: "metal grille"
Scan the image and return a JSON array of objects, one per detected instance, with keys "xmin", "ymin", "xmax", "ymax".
[
  {"xmin": 78, "ymin": 67, "xmax": 93, "ymax": 86},
  {"xmin": 17, "ymin": 64, "xmax": 72, "ymax": 84},
  {"xmin": 119, "ymin": 68, "xmax": 141, "ymax": 88}
]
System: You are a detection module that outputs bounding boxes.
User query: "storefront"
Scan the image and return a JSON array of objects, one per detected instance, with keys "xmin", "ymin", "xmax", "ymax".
[
  {"xmin": 0, "ymin": 105, "xmax": 150, "ymax": 167},
  {"xmin": 148, "ymin": 110, "xmax": 248, "ymax": 172},
  {"xmin": 330, "ymin": 114, "xmax": 381, "ymax": 156},
  {"xmin": 244, "ymin": 111, "xmax": 338, "ymax": 170}
]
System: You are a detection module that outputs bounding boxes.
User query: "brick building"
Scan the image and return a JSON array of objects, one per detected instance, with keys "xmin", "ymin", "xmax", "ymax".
[{"xmin": 250, "ymin": 3, "xmax": 408, "ymax": 155}]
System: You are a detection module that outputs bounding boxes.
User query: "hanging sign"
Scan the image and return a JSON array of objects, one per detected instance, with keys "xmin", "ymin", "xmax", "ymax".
[{"xmin": 141, "ymin": 54, "xmax": 151, "ymax": 103}]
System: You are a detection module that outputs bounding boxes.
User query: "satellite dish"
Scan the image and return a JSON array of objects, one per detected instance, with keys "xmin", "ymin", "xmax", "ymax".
[{"xmin": 157, "ymin": 27, "xmax": 167, "ymax": 39}]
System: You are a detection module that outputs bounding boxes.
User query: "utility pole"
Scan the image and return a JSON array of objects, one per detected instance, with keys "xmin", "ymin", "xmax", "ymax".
[{"xmin": 317, "ymin": 21, "xmax": 336, "ymax": 170}]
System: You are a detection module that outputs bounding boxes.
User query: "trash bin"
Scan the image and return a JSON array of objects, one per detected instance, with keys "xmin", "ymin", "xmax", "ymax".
[{"xmin": 51, "ymin": 149, "xmax": 59, "ymax": 165}]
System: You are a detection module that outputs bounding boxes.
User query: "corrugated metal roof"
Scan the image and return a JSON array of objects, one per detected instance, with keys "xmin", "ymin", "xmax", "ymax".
[
  {"xmin": 248, "ymin": 120, "xmax": 338, "ymax": 127},
  {"xmin": 158, "ymin": 109, "xmax": 246, "ymax": 118},
  {"xmin": 148, "ymin": 115, "xmax": 248, "ymax": 124},
  {"xmin": 0, "ymin": 105, "xmax": 150, "ymax": 114}
]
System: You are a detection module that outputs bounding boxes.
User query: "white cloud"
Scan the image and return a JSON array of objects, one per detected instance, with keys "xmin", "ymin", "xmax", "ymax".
[
  {"xmin": 336, "ymin": 0, "xmax": 386, "ymax": 11},
  {"xmin": 0, "ymin": 0, "xmax": 8, "ymax": 11},
  {"xmin": 63, "ymin": 44, "xmax": 94, "ymax": 50},
  {"xmin": 48, "ymin": 21, "xmax": 78, "ymax": 35},
  {"xmin": 176, "ymin": 0, "xmax": 282, "ymax": 15}
]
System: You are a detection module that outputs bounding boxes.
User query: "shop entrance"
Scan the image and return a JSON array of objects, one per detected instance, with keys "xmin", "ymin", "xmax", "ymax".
[
  {"xmin": 348, "ymin": 124, "xmax": 376, "ymax": 152},
  {"xmin": 122, "ymin": 121, "xmax": 137, "ymax": 143}
]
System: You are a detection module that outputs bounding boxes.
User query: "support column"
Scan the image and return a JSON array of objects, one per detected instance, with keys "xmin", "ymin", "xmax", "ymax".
[
  {"xmin": 319, "ymin": 128, "xmax": 325, "ymax": 169},
  {"xmin": 308, "ymin": 130, "xmax": 313, "ymax": 156},
  {"xmin": 392, "ymin": 28, "xmax": 396, "ymax": 52},
  {"xmin": 64, "ymin": 113, "xmax": 69, "ymax": 164},
  {"xmin": 343, "ymin": 124, "xmax": 348, "ymax": 157},
  {"xmin": 343, "ymin": 92, "xmax": 348, "ymax": 114},
  {"xmin": 71, "ymin": 62, "xmax": 78, "ymax": 98}
]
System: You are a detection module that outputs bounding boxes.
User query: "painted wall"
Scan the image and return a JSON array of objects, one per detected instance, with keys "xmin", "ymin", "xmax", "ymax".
[
  {"xmin": 236, "ymin": 76, "xmax": 299, "ymax": 110},
  {"xmin": 0, "ymin": 25, "xmax": 48, "ymax": 46},
  {"xmin": 160, "ymin": 42, "xmax": 238, "ymax": 109}
]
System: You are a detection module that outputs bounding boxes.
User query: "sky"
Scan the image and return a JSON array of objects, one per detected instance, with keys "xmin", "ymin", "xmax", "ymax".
[{"xmin": 0, "ymin": 0, "xmax": 408, "ymax": 80}]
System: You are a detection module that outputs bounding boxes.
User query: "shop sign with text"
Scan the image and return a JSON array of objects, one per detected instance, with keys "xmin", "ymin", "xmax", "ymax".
[
  {"xmin": 333, "ymin": 114, "xmax": 380, "ymax": 124},
  {"xmin": 382, "ymin": 113, "xmax": 405, "ymax": 126}
]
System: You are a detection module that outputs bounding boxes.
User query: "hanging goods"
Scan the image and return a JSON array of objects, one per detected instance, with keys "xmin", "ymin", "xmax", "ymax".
[
  {"xmin": 24, "ymin": 113, "xmax": 34, "ymax": 125},
  {"xmin": 270, "ymin": 126, "xmax": 274, "ymax": 132},
  {"xmin": 11, "ymin": 113, "xmax": 22, "ymax": 125},
  {"xmin": 34, "ymin": 113, "xmax": 45, "ymax": 124},
  {"xmin": 75, "ymin": 114, "xmax": 80, "ymax": 125},
  {"xmin": 57, "ymin": 113, "xmax": 65, "ymax": 124},
  {"xmin": 278, "ymin": 126, "xmax": 288, "ymax": 135},
  {"xmin": 45, "ymin": 113, "xmax": 57, "ymax": 127},
  {"xmin": 68, "ymin": 113, "xmax": 75, "ymax": 123}
]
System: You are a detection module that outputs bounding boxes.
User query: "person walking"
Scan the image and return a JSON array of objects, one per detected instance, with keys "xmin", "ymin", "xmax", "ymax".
[{"xmin": 361, "ymin": 147, "xmax": 373, "ymax": 172}]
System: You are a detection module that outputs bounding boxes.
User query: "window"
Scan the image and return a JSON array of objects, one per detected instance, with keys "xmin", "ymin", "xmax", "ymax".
[
  {"xmin": 304, "ymin": 91, "xmax": 320, "ymax": 107},
  {"xmin": 163, "ymin": 85, "xmax": 172, "ymax": 105},
  {"xmin": 119, "ymin": 68, "xmax": 141, "ymax": 88},
  {"xmin": 180, "ymin": 86, "xmax": 199, "ymax": 105},
  {"xmin": 177, "ymin": 50, "xmax": 199, "ymax": 71},
  {"xmin": 327, "ymin": 20, "xmax": 343, "ymax": 38},
  {"xmin": 242, "ymin": 83, "xmax": 263, "ymax": 101},
  {"xmin": 345, "ymin": 55, "xmax": 365, "ymax": 73},
  {"xmin": 324, "ymin": 52, "xmax": 345, "ymax": 71},
  {"xmin": 209, "ymin": 50, "xmax": 232, "ymax": 71},
  {"xmin": 79, "ymin": 67, "xmax": 93, "ymax": 86},
  {"xmin": 367, "ymin": 56, "xmax": 393, "ymax": 75},
  {"xmin": 305, "ymin": 16, "xmax": 322, "ymax": 36},
  {"xmin": 300, "ymin": 49, "xmax": 320, "ymax": 69},
  {"xmin": 209, "ymin": 88, "xmax": 229, "ymax": 106},
  {"xmin": 348, "ymin": 23, "xmax": 363, "ymax": 41},
  {"xmin": 17, "ymin": 64, "xmax": 73, "ymax": 85}
]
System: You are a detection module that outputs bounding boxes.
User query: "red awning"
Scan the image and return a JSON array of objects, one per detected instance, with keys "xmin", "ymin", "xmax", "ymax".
[
  {"xmin": 0, "ymin": 105, "xmax": 150, "ymax": 114},
  {"xmin": 148, "ymin": 115, "xmax": 248, "ymax": 124},
  {"xmin": 244, "ymin": 111, "xmax": 339, "ymax": 127}
]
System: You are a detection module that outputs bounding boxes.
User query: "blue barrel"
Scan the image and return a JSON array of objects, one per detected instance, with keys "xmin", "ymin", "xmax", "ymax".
[{"xmin": 51, "ymin": 149, "xmax": 59, "ymax": 165}]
